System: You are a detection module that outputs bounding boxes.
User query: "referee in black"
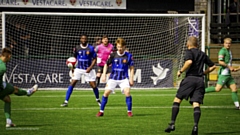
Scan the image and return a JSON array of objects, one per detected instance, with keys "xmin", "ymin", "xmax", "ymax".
[{"xmin": 164, "ymin": 36, "xmax": 216, "ymax": 135}]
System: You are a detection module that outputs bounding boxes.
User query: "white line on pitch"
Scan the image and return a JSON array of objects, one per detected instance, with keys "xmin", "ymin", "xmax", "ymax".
[
  {"xmin": 0, "ymin": 106, "xmax": 234, "ymax": 111},
  {"xmin": 10, "ymin": 93, "xmax": 233, "ymax": 98}
]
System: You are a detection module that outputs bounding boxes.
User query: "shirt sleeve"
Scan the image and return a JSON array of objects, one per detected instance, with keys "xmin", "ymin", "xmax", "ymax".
[
  {"xmin": 128, "ymin": 53, "xmax": 134, "ymax": 66},
  {"xmin": 107, "ymin": 53, "xmax": 114, "ymax": 66},
  {"xmin": 204, "ymin": 53, "xmax": 215, "ymax": 67},
  {"xmin": 92, "ymin": 47, "xmax": 97, "ymax": 59},
  {"xmin": 184, "ymin": 50, "xmax": 193, "ymax": 61},
  {"xmin": 218, "ymin": 49, "xmax": 225, "ymax": 61}
]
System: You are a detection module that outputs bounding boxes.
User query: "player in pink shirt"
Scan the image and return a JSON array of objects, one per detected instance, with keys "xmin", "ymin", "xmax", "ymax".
[{"xmin": 95, "ymin": 35, "xmax": 114, "ymax": 86}]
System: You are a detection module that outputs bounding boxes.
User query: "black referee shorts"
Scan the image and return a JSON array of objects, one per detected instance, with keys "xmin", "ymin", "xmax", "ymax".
[{"xmin": 176, "ymin": 76, "xmax": 205, "ymax": 104}]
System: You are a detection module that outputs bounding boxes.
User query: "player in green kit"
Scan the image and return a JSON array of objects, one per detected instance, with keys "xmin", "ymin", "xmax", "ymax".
[
  {"xmin": 0, "ymin": 48, "xmax": 38, "ymax": 128},
  {"xmin": 205, "ymin": 38, "xmax": 240, "ymax": 109}
]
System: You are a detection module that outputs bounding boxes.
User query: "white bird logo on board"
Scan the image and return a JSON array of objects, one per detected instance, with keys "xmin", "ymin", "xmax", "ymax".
[{"xmin": 150, "ymin": 63, "xmax": 169, "ymax": 85}]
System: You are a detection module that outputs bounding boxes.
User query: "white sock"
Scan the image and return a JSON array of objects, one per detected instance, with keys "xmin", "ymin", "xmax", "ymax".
[
  {"xmin": 27, "ymin": 88, "xmax": 33, "ymax": 95},
  {"xmin": 234, "ymin": 102, "xmax": 239, "ymax": 107},
  {"xmin": 100, "ymin": 110, "xmax": 104, "ymax": 113},
  {"xmin": 6, "ymin": 118, "xmax": 12, "ymax": 124},
  {"xmin": 64, "ymin": 100, "xmax": 68, "ymax": 103}
]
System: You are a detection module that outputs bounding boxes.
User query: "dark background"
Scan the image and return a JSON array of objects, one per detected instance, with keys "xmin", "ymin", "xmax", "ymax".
[{"xmin": 0, "ymin": 0, "xmax": 194, "ymax": 13}]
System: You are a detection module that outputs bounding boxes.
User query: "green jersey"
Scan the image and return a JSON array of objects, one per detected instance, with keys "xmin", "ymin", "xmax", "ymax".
[
  {"xmin": 218, "ymin": 47, "xmax": 232, "ymax": 75},
  {"xmin": 0, "ymin": 59, "xmax": 6, "ymax": 90}
]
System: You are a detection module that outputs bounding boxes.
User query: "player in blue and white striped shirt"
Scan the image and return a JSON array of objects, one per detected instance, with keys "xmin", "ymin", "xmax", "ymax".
[
  {"xmin": 61, "ymin": 34, "xmax": 101, "ymax": 107},
  {"xmin": 96, "ymin": 38, "xmax": 134, "ymax": 117}
]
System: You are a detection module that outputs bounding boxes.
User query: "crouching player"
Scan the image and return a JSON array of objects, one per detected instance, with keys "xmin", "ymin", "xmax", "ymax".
[{"xmin": 96, "ymin": 38, "xmax": 134, "ymax": 117}]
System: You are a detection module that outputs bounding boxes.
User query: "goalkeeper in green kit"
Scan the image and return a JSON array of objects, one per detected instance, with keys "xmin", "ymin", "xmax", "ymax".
[
  {"xmin": 205, "ymin": 38, "xmax": 240, "ymax": 109},
  {"xmin": 0, "ymin": 48, "xmax": 38, "ymax": 128}
]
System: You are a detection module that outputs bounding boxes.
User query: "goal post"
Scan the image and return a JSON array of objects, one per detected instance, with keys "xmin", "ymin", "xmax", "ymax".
[{"xmin": 2, "ymin": 12, "xmax": 205, "ymax": 89}]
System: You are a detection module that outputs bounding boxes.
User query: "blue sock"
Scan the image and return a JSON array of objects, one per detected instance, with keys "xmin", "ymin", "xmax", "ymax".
[
  {"xmin": 100, "ymin": 96, "xmax": 108, "ymax": 111},
  {"xmin": 93, "ymin": 87, "xmax": 99, "ymax": 99},
  {"xmin": 126, "ymin": 96, "xmax": 132, "ymax": 111},
  {"xmin": 65, "ymin": 85, "xmax": 74, "ymax": 101}
]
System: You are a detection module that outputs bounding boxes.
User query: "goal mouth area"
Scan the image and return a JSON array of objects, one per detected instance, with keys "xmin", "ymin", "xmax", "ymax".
[{"xmin": 2, "ymin": 12, "xmax": 205, "ymax": 89}]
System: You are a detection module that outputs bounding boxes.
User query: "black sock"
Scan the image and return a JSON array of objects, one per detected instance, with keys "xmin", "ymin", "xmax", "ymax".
[
  {"xmin": 96, "ymin": 77, "xmax": 100, "ymax": 87},
  {"xmin": 171, "ymin": 102, "xmax": 180, "ymax": 124},
  {"xmin": 193, "ymin": 107, "xmax": 201, "ymax": 126}
]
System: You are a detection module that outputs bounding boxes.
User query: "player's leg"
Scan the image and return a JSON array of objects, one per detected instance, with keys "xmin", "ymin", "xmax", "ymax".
[
  {"xmin": 61, "ymin": 80, "xmax": 77, "ymax": 107},
  {"xmin": 87, "ymin": 70, "xmax": 101, "ymax": 106},
  {"xmin": 192, "ymin": 102, "xmax": 200, "ymax": 135},
  {"xmin": 120, "ymin": 79, "xmax": 132, "ymax": 117},
  {"xmin": 61, "ymin": 68, "xmax": 80, "ymax": 107},
  {"xmin": 165, "ymin": 77, "xmax": 194, "ymax": 133},
  {"xmin": 205, "ymin": 75, "xmax": 227, "ymax": 93},
  {"xmin": 14, "ymin": 85, "xmax": 38, "ymax": 96},
  {"xmin": 189, "ymin": 78, "xmax": 205, "ymax": 135},
  {"xmin": 165, "ymin": 97, "xmax": 182, "ymax": 133},
  {"xmin": 96, "ymin": 66, "xmax": 103, "ymax": 87},
  {"xmin": 96, "ymin": 79, "xmax": 116, "ymax": 117},
  {"xmin": 2, "ymin": 95, "xmax": 16, "ymax": 128},
  {"xmin": 228, "ymin": 78, "xmax": 240, "ymax": 109},
  {"xmin": 89, "ymin": 81, "xmax": 101, "ymax": 106}
]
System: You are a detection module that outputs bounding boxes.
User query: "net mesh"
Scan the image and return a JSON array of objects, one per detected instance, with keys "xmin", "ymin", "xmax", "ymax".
[{"xmin": 2, "ymin": 13, "xmax": 203, "ymax": 89}]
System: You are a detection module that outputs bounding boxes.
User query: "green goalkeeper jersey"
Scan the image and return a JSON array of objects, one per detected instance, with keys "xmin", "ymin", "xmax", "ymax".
[
  {"xmin": 0, "ymin": 59, "xmax": 6, "ymax": 90},
  {"xmin": 218, "ymin": 47, "xmax": 232, "ymax": 75}
]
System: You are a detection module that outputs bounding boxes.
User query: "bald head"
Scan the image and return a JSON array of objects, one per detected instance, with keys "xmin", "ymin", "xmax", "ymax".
[{"xmin": 187, "ymin": 36, "xmax": 198, "ymax": 48}]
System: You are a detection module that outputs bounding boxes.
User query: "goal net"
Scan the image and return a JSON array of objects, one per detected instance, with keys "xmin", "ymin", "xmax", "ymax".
[{"xmin": 2, "ymin": 12, "xmax": 205, "ymax": 89}]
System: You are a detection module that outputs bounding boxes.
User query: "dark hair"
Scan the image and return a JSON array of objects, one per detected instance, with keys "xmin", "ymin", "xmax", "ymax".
[
  {"xmin": 102, "ymin": 35, "xmax": 108, "ymax": 39},
  {"xmin": 1, "ymin": 48, "xmax": 12, "ymax": 57},
  {"xmin": 80, "ymin": 33, "xmax": 88, "ymax": 38},
  {"xmin": 95, "ymin": 36, "xmax": 102, "ymax": 41}
]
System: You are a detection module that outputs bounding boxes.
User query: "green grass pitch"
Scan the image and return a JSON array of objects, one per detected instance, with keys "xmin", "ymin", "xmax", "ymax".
[{"xmin": 0, "ymin": 89, "xmax": 239, "ymax": 135}]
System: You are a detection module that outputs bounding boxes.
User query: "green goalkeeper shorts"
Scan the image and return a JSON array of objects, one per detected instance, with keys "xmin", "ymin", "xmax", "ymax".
[
  {"xmin": 217, "ymin": 75, "xmax": 235, "ymax": 87},
  {"xmin": 0, "ymin": 82, "xmax": 15, "ymax": 100}
]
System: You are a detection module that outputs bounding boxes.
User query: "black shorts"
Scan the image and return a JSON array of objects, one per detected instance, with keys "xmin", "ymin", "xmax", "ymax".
[
  {"xmin": 176, "ymin": 76, "xmax": 205, "ymax": 104},
  {"xmin": 96, "ymin": 66, "xmax": 111, "ymax": 74}
]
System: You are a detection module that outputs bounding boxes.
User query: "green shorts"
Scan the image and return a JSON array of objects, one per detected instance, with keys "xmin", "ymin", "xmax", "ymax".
[
  {"xmin": 217, "ymin": 75, "xmax": 235, "ymax": 87},
  {"xmin": 0, "ymin": 82, "xmax": 15, "ymax": 100}
]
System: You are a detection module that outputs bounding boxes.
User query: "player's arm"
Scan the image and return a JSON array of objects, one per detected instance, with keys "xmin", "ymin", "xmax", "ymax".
[
  {"xmin": 219, "ymin": 60, "xmax": 233, "ymax": 71},
  {"xmin": 204, "ymin": 55, "xmax": 216, "ymax": 75},
  {"xmin": 204, "ymin": 65, "xmax": 216, "ymax": 75},
  {"xmin": 127, "ymin": 54, "xmax": 134, "ymax": 86},
  {"xmin": 234, "ymin": 66, "xmax": 240, "ymax": 71},
  {"xmin": 178, "ymin": 60, "xmax": 192, "ymax": 77},
  {"xmin": 218, "ymin": 51, "xmax": 234, "ymax": 71},
  {"xmin": 73, "ymin": 47, "xmax": 77, "ymax": 59},
  {"xmin": 101, "ymin": 64, "xmax": 108, "ymax": 82},
  {"xmin": 71, "ymin": 47, "xmax": 77, "ymax": 72},
  {"xmin": 86, "ymin": 58, "xmax": 96, "ymax": 73},
  {"xmin": 102, "ymin": 53, "xmax": 114, "ymax": 82},
  {"xmin": 129, "ymin": 66, "xmax": 134, "ymax": 86},
  {"xmin": 178, "ymin": 50, "xmax": 193, "ymax": 77}
]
